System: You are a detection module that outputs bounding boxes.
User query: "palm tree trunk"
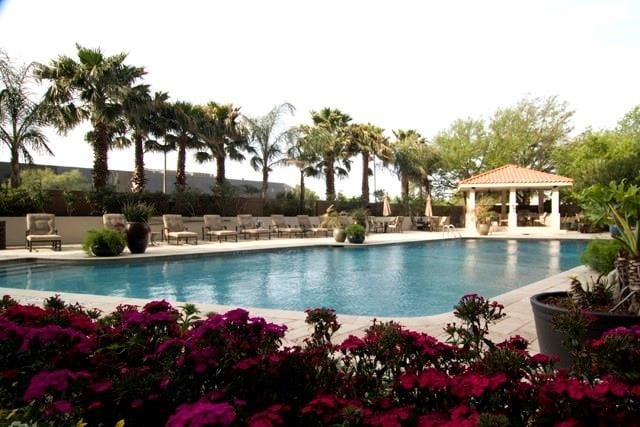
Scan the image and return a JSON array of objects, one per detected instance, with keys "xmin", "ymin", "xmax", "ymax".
[
  {"xmin": 175, "ymin": 138, "xmax": 187, "ymax": 191},
  {"xmin": 215, "ymin": 153, "xmax": 226, "ymax": 186},
  {"xmin": 261, "ymin": 167, "xmax": 269, "ymax": 201},
  {"xmin": 361, "ymin": 151, "xmax": 370, "ymax": 202},
  {"xmin": 325, "ymin": 156, "xmax": 336, "ymax": 201},
  {"xmin": 401, "ymin": 173, "xmax": 409, "ymax": 200},
  {"xmin": 299, "ymin": 170, "xmax": 305, "ymax": 213},
  {"xmin": 9, "ymin": 143, "xmax": 20, "ymax": 188},
  {"xmin": 92, "ymin": 124, "xmax": 110, "ymax": 189},
  {"xmin": 131, "ymin": 134, "xmax": 145, "ymax": 193}
]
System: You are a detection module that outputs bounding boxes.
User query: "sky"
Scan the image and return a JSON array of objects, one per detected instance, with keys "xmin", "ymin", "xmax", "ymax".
[{"xmin": 1, "ymin": 0, "xmax": 639, "ymax": 199}]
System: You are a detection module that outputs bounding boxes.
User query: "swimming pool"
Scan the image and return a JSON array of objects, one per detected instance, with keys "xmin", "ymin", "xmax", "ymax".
[{"xmin": 0, "ymin": 239, "xmax": 586, "ymax": 316}]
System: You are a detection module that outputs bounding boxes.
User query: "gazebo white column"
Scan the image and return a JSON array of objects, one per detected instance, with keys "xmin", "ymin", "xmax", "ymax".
[
  {"xmin": 500, "ymin": 191, "xmax": 507, "ymax": 223},
  {"xmin": 508, "ymin": 188, "xmax": 518, "ymax": 230},
  {"xmin": 465, "ymin": 189, "xmax": 476, "ymax": 231},
  {"xmin": 550, "ymin": 186, "xmax": 561, "ymax": 231}
]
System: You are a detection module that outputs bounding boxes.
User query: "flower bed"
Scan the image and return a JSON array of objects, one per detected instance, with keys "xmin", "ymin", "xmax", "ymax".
[{"xmin": 0, "ymin": 294, "xmax": 639, "ymax": 426}]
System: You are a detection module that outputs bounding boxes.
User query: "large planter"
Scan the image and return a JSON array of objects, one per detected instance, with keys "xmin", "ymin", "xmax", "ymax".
[
  {"xmin": 530, "ymin": 291, "xmax": 638, "ymax": 368},
  {"xmin": 477, "ymin": 223, "xmax": 490, "ymax": 236},
  {"xmin": 347, "ymin": 234, "xmax": 365, "ymax": 244},
  {"xmin": 333, "ymin": 228, "xmax": 346, "ymax": 243},
  {"xmin": 126, "ymin": 222, "xmax": 151, "ymax": 254},
  {"xmin": 91, "ymin": 242, "xmax": 125, "ymax": 257}
]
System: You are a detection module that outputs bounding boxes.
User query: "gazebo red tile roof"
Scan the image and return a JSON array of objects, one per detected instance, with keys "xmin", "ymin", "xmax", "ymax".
[{"xmin": 458, "ymin": 164, "xmax": 573, "ymax": 189}]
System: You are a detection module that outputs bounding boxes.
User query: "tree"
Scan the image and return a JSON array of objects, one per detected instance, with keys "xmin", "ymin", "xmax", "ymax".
[
  {"xmin": 431, "ymin": 118, "xmax": 489, "ymax": 191},
  {"xmin": 307, "ymin": 107, "xmax": 352, "ymax": 201},
  {"xmin": 486, "ymin": 95, "xmax": 573, "ymax": 171},
  {"xmin": 349, "ymin": 123, "xmax": 393, "ymax": 203},
  {"xmin": 392, "ymin": 129, "xmax": 429, "ymax": 199},
  {"xmin": 284, "ymin": 128, "xmax": 320, "ymax": 213},
  {"xmin": 165, "ymin": 101, "xmax": 201, "ymax": 191},
  {"xmin": 124, "ymin": 89, "xmax": 172, "ymax": 193},
  {"xmin": 195, "ymin": 102, "xmax": 247, "ymax": 189},
  {"xmin": 0, "ymin": 50, "xmax": 52, "ymax": 187},
  {"xmin": 36, "ymin": 44, "xmax": 145, "ymax": 189},
  {"xmin": 243, "ymin": 102, "xmax": 296, "ymax": 201}
]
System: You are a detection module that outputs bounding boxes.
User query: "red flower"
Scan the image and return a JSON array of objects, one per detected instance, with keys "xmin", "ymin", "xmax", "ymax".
[
  {"xmin": 366, "ymin": 407, "xmax": 411, "ymax": 427},
  {"xmin": 167, "ymin": 401, "xmax": 236, "ymax": 427},
  {"xmin": 339, "ymin": 335, "xmax": 365, "ymax": 351},
  {"xmin": 418, "ymin": 368, "xmax": 449, "ymax": 390},
  {"xmin": 248, "ymin": 404, "xmax": 290, "ymax": 427}
]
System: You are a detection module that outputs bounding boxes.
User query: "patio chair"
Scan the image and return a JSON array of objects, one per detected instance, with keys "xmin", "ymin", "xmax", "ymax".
[
  {"xmin": 296, "ymin": 215, "xmax": 330, "ymax": 237},
  {"xmin": 25, "ymin": 213, "xmax": 62, "ymax": 252},
  {"xmin": 368, "ymin": 217, "xmax": 385, "ymax": 233},
  {"xmin": 534, "ymin": 212, "xmax": 548, "ymax": 226},
  {"xmin": 270, "ymin": 214, "xmax": 304, "ymax": 238},
  {"xmin": 236, "ymin": 214, "xmax": 271, "ymax": 240},
  {"xmin": 202, "ymin": 215, "xmax": 238, "ymax": 242},
  {"xmin": 162, "ymin": 214, "xmax": 198, "ymax": 245},
  {"xmin": 387, "ymin": 216, "xmax": 405, "ymax": 233},
  {"xmin": 103, "ymin": 213, "xmax": 128, "ymax": 233}
]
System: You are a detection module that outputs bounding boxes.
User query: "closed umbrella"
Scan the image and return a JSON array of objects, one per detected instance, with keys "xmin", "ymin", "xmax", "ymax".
[
  {"xmin": 383, "ymin": 193, "xmax": 392, "ymax": 216},
  {"xmin": 425, "ymin": 193, "xmax": 433, "ymax": 217}
]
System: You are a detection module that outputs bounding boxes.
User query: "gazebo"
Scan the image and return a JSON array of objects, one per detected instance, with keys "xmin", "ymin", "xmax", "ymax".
[{"xmin": 458, "ymin": 164, "xmax": 573, "ymax": 232}]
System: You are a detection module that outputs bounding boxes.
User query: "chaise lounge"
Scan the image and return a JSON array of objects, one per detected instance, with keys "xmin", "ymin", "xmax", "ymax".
[
  {"xmin": 162, "ymin": 214, "xmax": 198, "ymax": 245},
  {"xmin": 296, "ymin": 215, "xmax": 330, "ymax": 237},
  {"xmin": 202, "ymin": 215, "xmax": 238, "ymax": 242},
  {"xmin": 270, "ymin": 214, "xmax": 304, "ymax": 238},
  {"xmin": 25, "ymin": 213, "xmax": 62, "ymax": 252},
  {"xmin": 103, "ymin": 213, "xmax": 128, "ymax": 232},
  {"xmin": 237, "ymin": 214, "xmax": 271, "ymax": 240}
]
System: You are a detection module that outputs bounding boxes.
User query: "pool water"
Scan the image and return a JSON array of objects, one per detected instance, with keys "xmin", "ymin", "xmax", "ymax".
[{"xmin": 0, "ymin": 239, "xmax": 586, "ymax": 316}]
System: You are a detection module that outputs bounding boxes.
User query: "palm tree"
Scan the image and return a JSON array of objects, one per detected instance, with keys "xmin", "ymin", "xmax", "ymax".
[
  {"xmin": 165, "ymin": 101, "xmax": 201, "ymax": 191},
  {"xmin": 349, "ymin": 123, "xmax": 393, "ymax": 202},
  {"xmin": 195, "ymin": 102, "xmax": 247, "ymax": 189},
  {"xmin": 36, "ymin": 44, "xmax": 145, "ymax": 189},
  {"xmin": 122, "ymin": 85, "xmax": 154, "ymax": 192},
  {"xmin": 308, "ymin": 107, "xmax": 352, "ymax": 201},
  {"xmin": 284, "ymin": 128, "xmax": 320, "ymax": 213},
  {"xmin": 143, "ymin": 95, "xmax": 179, "ymax": 194},
  {"xmin": 0, "ymin": 50, "xmax": 52, "ymax": 188},
  {"xmin": 243, "ymin": 102, "xmax": 296, "ymax": 201},
  {"xmin": 392, "ymin": 129, "xmax": 426, "ymax": 199}
]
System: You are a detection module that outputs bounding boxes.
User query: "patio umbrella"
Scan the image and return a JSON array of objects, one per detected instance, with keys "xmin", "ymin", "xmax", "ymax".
[
  {"xmin": 425, "ymin": 193, "xmax": 433, "ymax": 217},
  {"xmin": 382, "ymin": 193, "xmax": 392, "ymax": 216}
]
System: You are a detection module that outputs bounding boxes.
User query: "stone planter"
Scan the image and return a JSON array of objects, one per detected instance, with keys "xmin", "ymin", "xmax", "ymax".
[
  {"xmin": 333, "ymin": 228, "xmax": 346, "ymax": 243},
  {"xmin": 530, "ymin": 291, "xmax": 638, "ymax": 368},
  {"xmin": 126, "ymin": 222, "xmax": 151, "ymax": 254},
  {"xmin": 477, "ymin": 223, "xmax": 490, "ymax": 235}
]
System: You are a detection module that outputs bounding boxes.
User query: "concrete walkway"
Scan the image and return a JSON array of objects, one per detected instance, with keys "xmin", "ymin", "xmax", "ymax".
[{"xmin": 0, "ymin": 229, "xmax": 597, "ymax": 352}]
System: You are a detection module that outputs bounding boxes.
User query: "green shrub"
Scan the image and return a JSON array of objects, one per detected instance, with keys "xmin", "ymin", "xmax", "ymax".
[
  {"xmin": 122, "ymin": 201, "xmax": 155, "ymax": 222},
  {"xmin": 345, "ymin": 223, "xmax": 365, "ymax": 238},
  {"xmin": 580, "ymin": 238, "xmax": 622, "ymax": 273},
  {"xmin": 82, "ymin": 228, "xmax": 126, "ymax": 256}
]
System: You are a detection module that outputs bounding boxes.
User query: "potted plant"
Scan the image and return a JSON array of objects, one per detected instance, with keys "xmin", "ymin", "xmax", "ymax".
[
  {"xmin": 531, "ymin": 206, "xmax": 640, "ymax": 367},
  {"xmin": 345, "ymin": 223, "xmax": 366, "ymax": 244},
  {"xmin": 82, "ymin": 228, "xmax": 126, "ymax": 257},
  {"xmin": 475, "ymin": 203, "xmax": 492, "ymax": 235},
  {"xmin": 320, "ymin": 204, "xmax": 347, "ymax": 242},
  {"xmin": 122, "ymin": 201, "xmax": 155, "ymax": 254}
]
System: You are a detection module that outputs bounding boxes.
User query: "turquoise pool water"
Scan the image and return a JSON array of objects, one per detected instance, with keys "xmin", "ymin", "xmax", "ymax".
[{"xmin": 0, "ymin": 239, "xmax": 586, "ymax": 316}]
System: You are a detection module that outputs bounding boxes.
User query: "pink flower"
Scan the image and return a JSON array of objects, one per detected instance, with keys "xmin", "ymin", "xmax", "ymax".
[
  {"xmin": 417, "ymin": 368, "xmax": 449, "ymax": 390},
  {"xmin": 23, "ymin": 369, "xmax": 90, "ymax": 401},
  {"xmin": 89, "ymin": 379, "xmax": 112, "ymax": 393},
  {"xmin": 44, "ymin": 400, "xmax": 72, "ymax": 417},
  {"xmin": 167, "ymin": 401, "xmax": 236, "ymax": 427},
  {"xmin": 248, "ymin": 404, "xmax": 290, "ymax": 427},
  {"xmin": 339, "ymin": 335, "xmax": 365, "ymax": 351},
  {"xmin": 366, "ymin": 407, "xmax": 411, "ymax": 427}
]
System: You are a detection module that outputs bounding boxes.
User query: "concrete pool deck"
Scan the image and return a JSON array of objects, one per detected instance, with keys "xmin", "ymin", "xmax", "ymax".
[{"xmin": 0, "ymin": 229, "xmax": 599, "ymax": 352}]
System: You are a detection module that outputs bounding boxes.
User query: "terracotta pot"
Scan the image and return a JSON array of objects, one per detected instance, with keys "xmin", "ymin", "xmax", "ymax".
[
  {"xmin": 530, "ymin": 292, "xmax": 638, "ymax": 368},
  {"xmin": 477, "ymin": 223, "xmax": 490, "ymax": 235},
  {"xmin": 126, "ymin": 222, "xmax": 151, "ymax": 254}
]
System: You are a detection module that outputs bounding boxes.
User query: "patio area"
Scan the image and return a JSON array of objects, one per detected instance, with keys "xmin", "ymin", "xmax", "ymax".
[{"xmin": 0, "ymin": 229, "xmax": 597, "ymax": 352}]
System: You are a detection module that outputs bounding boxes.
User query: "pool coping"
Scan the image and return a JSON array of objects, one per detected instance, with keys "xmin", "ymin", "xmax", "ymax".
[{"xmin": 0, "ymin": 230, "xmax": 599, "ymax": 351}]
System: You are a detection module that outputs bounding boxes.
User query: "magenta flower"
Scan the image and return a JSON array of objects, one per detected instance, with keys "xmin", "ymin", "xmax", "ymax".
[
  {"xmin": 23, "ymin": 369, "xmax": 90, "ymax": 401},
  {"xmin": 167, "ymin": 401, "xmax": 236, "ymax": 427}
]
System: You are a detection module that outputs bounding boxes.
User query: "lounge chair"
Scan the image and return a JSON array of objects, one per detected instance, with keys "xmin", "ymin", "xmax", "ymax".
[
  {"xmin": 25, "ymin": 213, "xmax": 62, "ymax": 252},
  {"xmin": 162, "ymin": 214, "xmax": 198, "ymax": 245},
  {"xmin": 103, "ymin": 213, "xmax": 128, "ymax": 232},
  {"xmin": 296, "ymin": 215, "xmax": 330, "ymax": 237},
  {"xmin": 428, "ymin": 216, "xmax": 450, "ymax": 232},
  {"xmin": 270, "ymin": 214, "xmax": 304, "ymax": 238},
  {"xmin": 236, "ymin": 214, "xmax": 271, "ymax": 240},
  {"xmin": 387, "ymin": 216, "xmax": 405, "ymax": 233},
  {"xmin": 202, "ymin": 215, "xmax": 238, "ymax": 242}
]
